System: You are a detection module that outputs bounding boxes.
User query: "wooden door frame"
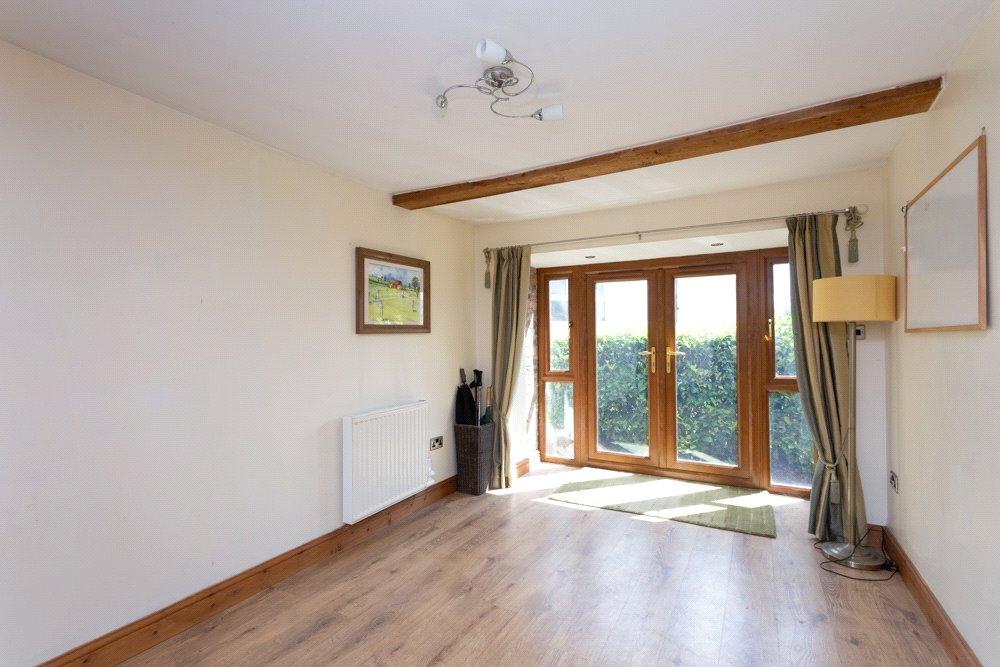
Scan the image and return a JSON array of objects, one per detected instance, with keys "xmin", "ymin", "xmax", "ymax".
[
  {"xmin": 583, "ymin": 268, "xmax": 664, "ymax": 469},
  {"xmin": 537, "ymin": 247, "xmax": 810, "ymax": 498},
  {"xmin": 757, "ymin": 248, "xmax": 810, "ymax": 499},
  {"xmin": 659, "ymin": 261, "xmax": 753, "ymax": 482},
  {"xmin": 536, "ymin": 270, "xmax": 585, "ymax": 466}
]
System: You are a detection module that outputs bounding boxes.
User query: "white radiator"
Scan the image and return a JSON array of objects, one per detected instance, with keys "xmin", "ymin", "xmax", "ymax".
[{"xmin": 342, "ymin": 400, "xmax": 434, "ymax": 524}]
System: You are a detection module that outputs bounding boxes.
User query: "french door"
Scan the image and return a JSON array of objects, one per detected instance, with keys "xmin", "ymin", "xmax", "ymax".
[
  {"xmin": 583, "ymin": 264, "xmax": 752, "ymax": 482},
  {"xmin": 586, "ymin": 270, "xmax": 662, "ymax": 467},
  {"xmin": 538, "ymin": 248, "xmax": 810, "ymax": 495}
]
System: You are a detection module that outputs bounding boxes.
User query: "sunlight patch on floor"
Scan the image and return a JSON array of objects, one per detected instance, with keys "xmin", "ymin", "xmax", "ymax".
[
  {"xmin": 488, "ymin": 464, "xmax": 628, "ymax": 495},
  {"xmin": 551, "ymin": 478, "xmax": 721, "ymax": 506}
]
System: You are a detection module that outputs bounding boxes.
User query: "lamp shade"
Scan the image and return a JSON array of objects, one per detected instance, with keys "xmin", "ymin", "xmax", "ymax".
[
  {"xmin": 535, "ymin": 104, "xmax": 564, "ymax": 121},
  {"xmin": 812, "ymin": 275, "xmax": 896, "ymax": 323},
  {"xmin": 475, "ymin": 38, "xmax": 509, "ymax": 65}
]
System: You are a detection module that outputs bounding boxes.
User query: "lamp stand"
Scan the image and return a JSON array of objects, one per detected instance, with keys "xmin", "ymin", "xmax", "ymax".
[{"xmin": 819, "ymin": 321, "xmax": 886, "ymax": 570}]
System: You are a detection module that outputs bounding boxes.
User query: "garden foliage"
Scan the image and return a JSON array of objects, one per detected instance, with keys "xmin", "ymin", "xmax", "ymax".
[{"xmin": 546, "ymin": 314, "xmax": 812, "ymax": 484}]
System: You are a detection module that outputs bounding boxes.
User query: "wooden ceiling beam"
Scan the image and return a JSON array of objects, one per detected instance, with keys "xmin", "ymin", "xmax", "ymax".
[{"xmin": 392, "ymin": 77, "xmax": 942, "ymax": 210}]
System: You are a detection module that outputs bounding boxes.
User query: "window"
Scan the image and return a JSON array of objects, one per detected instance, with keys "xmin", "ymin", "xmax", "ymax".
[
  {"xmin": 767, "ymin": 260, "xmax": 812, "ymax": 488},
  {"xmin": 772, "ymin": 263, "xmax": 796, "ymax": 377},
  {"xmin": 768, "ymin": 392, "xmax": 813, "ymax": 487},
  {"xmin": 548, "ymin": 278, "xmax": 570, "ymax": 372},
  {"xmin": 540, "ymin": 275, "xmax": 576, "ymax": 461},
  {"xmin": 544, "ymin": 382, "xmax": 575, "ymax": 459},
  {"xmin": 536, "ymin": 251, "xmax": 816, "ymax": 492},
  {"xmin": 594, "ymin": 279, "xmax": 650, "ymax": 457},
  {"xmin": 675, "ymin": 273, "xmax": 739, "ymax": 467}
]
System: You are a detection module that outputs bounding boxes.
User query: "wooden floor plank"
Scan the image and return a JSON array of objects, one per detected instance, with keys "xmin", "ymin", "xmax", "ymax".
[
  {"xmin": 769, "ymin": 504, "xmax": 842, "ymax": 665},
  {"xmin": 718, "ymin": 531, "xmax": 779, "ymax": 666},
  {"xmin": 127, "ymin": 464, "xmax": 951, "ymax": 666},
  {"xmin": 656, "ymin": 523, "xmax": 735, "ymax": 665}
]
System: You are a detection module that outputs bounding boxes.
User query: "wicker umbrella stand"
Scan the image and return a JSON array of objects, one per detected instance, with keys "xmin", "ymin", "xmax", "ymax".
[{"xmin": 454, "ymin": 422, "xmax": 495, "ymax": 495}]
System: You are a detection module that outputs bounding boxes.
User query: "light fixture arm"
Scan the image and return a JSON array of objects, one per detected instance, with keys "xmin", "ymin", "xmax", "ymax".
[
  {"xmin": 436, "ymin": 82, "xmax": 492, "ymax": 109},
  {"xmin": 436, "ymin": 40, "xmax": 561, "ymax": 121},
  {"xmin": 488, "ymin": 97, "xmax": 535, "ymax": 120},
  {"xmin": 499, "ymin": 59, "xmax": 534, "ymax": 97}
]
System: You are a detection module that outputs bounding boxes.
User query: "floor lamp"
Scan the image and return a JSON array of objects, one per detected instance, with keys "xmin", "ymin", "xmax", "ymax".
[{"xmin": 812, "ymin": 274, "xmax": 896, "ymax": 570}]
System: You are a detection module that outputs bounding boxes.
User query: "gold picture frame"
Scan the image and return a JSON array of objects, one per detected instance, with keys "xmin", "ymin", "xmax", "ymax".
[
  {"xmin": 355, "ymin": 247, "xmax": 430, "ymax": 334},
  {"xmin": 903, "ymin": 135, "xmax": 987, "ymax": 332}
]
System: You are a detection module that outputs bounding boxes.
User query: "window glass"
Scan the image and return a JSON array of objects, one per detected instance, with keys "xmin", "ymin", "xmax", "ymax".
[
  {"xmin": 548, "ymin": 278, "xmax": 569, "ymax": 371},
  {"xmin": 772, "ymin": 263, "xmax": 796, "ymax": 377},
  {"xmin": 594, "ymin": 280, "xmax": 649, "ymax": 457},
  {"xmin": 544, "ymin": 382, "xmax": 574, "ymax": 459},
  {"xmin": 675, "ymin": 274, "xmax": 738, "ymax": 467},
  {"xmin": 769, "ymin": 391, "xmax": 813, "ymax": 487}
]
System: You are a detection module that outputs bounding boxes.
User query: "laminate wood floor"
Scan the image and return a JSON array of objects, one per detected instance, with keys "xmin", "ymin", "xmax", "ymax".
[{"xmin": 129, "ymin": 465, "xmax": 949, "ymax": 666}]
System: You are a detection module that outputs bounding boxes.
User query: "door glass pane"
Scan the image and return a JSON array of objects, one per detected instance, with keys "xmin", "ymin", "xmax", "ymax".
[
  {"xmin": 769, "ymin": 392, "xmax": 813, "ymax": 487},
  {"xmin": 675, "ymin": 274, "xmax": 738, "ymax": 467},
  {"xmin": 595, "ymin": 280, "xmax": 649, "ymax": 457},
  {"xmin": 544, "ymin": 382, "xmax": 574, "ymax": 459},
  {"xmin": 772, "ymin": 263, "xmax": 796, "ymax": 377},
  {"xmin": 548, "ymin": 278, "xmax": 570, "ymax": 371}
]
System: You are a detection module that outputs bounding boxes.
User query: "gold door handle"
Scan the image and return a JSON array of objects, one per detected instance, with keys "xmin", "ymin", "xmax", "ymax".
[
  {"xmin": 763, "ymin": 317, "xmax": 774, "ymax": 342},
  {"xmin": 638, "ymin": 347, "xmax": 655, "ymax": 374},
  {"xmin": 664, "ymin": 347, "xmax": 685, "ymax": 373}
]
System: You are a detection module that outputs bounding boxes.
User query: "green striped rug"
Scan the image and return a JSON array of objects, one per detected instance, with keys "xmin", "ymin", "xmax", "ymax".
[{"xmin": 548, "ymin": 472, "xmax": 777, "ymax": 538}]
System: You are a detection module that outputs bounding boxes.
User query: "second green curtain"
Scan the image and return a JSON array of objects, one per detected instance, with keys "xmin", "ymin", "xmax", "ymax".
[
  {"xmin": 787, "ymin": 213, "xmax": 865, "ymax": 542},
  {"xmin": 489, "ymin": 246, "xmax": 531, "ymax": 490}
]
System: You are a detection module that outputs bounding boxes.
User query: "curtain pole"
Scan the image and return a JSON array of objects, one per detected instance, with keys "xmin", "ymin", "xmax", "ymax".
[{"xmin": 482, "ymin": 205, "xmax": 866, "ymax": 254}]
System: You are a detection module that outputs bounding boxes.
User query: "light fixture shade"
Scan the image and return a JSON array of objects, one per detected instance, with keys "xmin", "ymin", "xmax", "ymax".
[
  {"xmin": 536, "ymin": 104, "xmax": 564, "ymax": 121},
  {"xmin": 812, "ymin": 275, "xmax": 897, "ymax": 323},
  {"xmin": 475, "ymin": 38, "xmax": 508, "ymax": 65}
]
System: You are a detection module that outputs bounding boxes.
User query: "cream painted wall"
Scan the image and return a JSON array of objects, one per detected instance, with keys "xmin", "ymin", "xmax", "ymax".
[
  {"xmin": 0, "ymin": 41, "xmax": 474, "ymax": 664},
  {"xmin": 474, "ymin": 167, "xmax": 891, "ymax": 526},
  {"xmin": 883, "ymin": 2, "xmax": 1000, "ymax": 662}
]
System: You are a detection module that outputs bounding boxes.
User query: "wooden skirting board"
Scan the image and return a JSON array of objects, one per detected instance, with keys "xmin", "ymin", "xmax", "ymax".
[
  {"xmin": 882, "ymin": 527, "xmax": 981, "ymax": 666},
  {"xmin": 515, "ymin": 456, "xmax": 530, "ymax": 477},
  {"xmin": 44, "ymin": 476, "xmax": 458, "ymax": 666}
]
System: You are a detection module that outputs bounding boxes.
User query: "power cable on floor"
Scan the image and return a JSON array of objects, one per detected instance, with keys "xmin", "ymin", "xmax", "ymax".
[{"xmin": 814, "ymin": 526, "xmax": 898, "ymax": 582}]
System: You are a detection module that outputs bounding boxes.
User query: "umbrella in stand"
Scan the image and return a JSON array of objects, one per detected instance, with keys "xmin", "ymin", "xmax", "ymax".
[
  {"xmin": 455, "ymin": 369, "xmax": 477, "ymax": 426},
  {"xmin": 469, "ymin": 369, "xmax": 483, "ymax": 426}
]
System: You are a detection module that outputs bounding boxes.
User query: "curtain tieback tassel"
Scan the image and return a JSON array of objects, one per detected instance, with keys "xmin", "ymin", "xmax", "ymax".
[
  {"xmin": 845, "ymin": 207, "xmax": 863, "ymax": 264},
  {"xmin": 821, "ymin": 453, "xmax": 843, "ymax": 504}
]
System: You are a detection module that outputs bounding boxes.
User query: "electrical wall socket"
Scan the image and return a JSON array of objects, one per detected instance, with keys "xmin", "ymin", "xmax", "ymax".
[
  {"xmin": 854, "ymin": 324, "xmax": 866, "ymax": 340},
  {"xmin": 429, "ymin": 436, "xmax": 444, "ymax": 451},
  {"xmin": 889, "ymin": 470, "xmax": 899, "ymax": 493}
]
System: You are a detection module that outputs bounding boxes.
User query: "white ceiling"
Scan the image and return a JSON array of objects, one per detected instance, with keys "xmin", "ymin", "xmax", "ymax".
[{"xmin": 0, "ymin": 1, "xmax": 990, "ymax": 222}]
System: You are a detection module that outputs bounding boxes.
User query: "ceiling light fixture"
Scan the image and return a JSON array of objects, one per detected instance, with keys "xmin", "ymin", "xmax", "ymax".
[{"xmin": 435, "ymin": 38, "xmax": 564, "ymax": 121}]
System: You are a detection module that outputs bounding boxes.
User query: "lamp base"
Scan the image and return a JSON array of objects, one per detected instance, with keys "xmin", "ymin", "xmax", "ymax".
[{"xmin": 819, "ymin": 540, "xmax": 886, "ymax": 571}]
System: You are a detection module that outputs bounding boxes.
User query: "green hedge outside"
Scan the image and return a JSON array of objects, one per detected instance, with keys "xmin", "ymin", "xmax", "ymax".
[{"xmin": 546, "ymin": 315, "xmax": 813, "ymax": 486}]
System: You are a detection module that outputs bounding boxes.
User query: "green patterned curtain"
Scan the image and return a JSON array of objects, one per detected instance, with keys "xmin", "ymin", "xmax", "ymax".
[
  {"xmin": 489, "ymin": 246, "xmax": 531, "ymax": 489},
  {"xmin": 787, "ymin": 214, "xmax": 866, "ymax": 541}
]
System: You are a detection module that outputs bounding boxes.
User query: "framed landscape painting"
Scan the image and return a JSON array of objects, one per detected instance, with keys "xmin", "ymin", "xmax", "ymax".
[{"xmin": 355, "ymin": 247, "xmax": 430, "ymax": 334}]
